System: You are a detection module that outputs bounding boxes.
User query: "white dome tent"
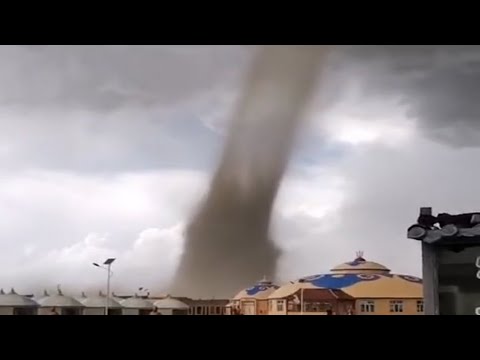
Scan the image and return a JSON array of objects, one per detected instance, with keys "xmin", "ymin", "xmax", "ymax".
[
  {"xmin": 33, "ymin": 289, "xmax": 51, "ymax": 304},
  {"xmin": 111, "ymin": 292, "xmax": 124, "ymax": 303},
  {"xmin": 121, "ymin": 294, "xmax": 154, "ymax": 315},
  {"xmin": 80, "ymin": 291, "xmax": 123, "ymax": 315},
  {"xmin": 37, "ymin": 286, "xmax": 85, "ymax": 315},
  {"xmin": 0, "ymin": 288, "xmax": 39, "ymax": 315},
  {"xmin": 153, "ymin": 295, "xmax": 189, "ymax": 315}
]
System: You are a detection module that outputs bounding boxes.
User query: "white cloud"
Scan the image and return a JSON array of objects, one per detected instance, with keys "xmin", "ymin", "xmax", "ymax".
[
  {"xmin": 16, "ymin": 224, "xmax": 186, "ymax": 296},
  {"xmin": 315, "ymin": 90, "xmax": 417, "ymax": 147},
  {"xmin": 0, "ymin": 169, "xmax": 207, "ymax": 294},
  {"xmin": 0, "ymin": 45, "xmax": 250, "ymax": 111}
]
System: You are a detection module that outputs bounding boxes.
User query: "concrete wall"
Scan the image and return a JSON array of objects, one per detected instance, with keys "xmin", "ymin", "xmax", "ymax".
[
  {"xmin": 123, "ymin": 308, "xmax": 152, "ymax": 315},
  {"xmin": 155, "ymin": 309, "xmax": 188, "ymax": 315},
  {"xmin": 38, "ymin": 307, "xmax": 83, "ymax": 315},
  {"xmin": 83, "ymin": 308, "xmax": 105, "ymax": 315},
  {"xmin": 123, "ymin": 308, "xmax": 140, "ymax": 315},
  {"xmin": 0, "ymin": 307, "xmax": 38, "ymax": 315},
  {"xmin": 0, "ymin": 307, "xmax": 14, "ymax": 315},
  {"xmin": 83, "ymin": 308, "xmax": 122, "ymax": 315},
  {"xmin": 38, "ymin": 308, "xmax": 50, "ymax": 315}
]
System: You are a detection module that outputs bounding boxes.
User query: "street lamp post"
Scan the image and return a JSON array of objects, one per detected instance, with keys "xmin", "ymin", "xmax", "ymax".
[
  {"xmin": 93, "ymin": 258, "xmax": 116, "ymax": 316},
  {"xmin": 298, "ymin": 278, "xmax": 305, "ymax": 315},
  {"xmin": 300, "ymin": 287, "xmax": 304, "ymax": 315}
]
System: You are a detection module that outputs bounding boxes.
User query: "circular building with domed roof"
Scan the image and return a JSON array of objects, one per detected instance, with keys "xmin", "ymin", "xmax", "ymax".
[
  {"xmin": 267, "ymin": 252, "xmax": 423, "ymax": 315},
  {"xmin": 229, "ymin": 277, "xmax": 279, "ymax": 315},
  {"xmin": 330, "ymin": 254, "xmax": 391, "ymax": 274}
]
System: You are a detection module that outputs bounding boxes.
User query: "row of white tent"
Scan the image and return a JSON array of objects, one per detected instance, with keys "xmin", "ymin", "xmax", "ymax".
[{"xmin": 0, "ymin": 288, "xmax": 190, "ymax": 315}]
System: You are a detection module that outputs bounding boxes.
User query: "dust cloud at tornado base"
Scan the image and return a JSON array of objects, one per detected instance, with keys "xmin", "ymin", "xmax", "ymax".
[{"xmin": 170, "ymin": 46, "xmax": 329, "ymax": 298}]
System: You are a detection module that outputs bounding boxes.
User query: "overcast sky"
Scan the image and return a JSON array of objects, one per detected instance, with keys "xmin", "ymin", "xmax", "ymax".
[{"xmin": 1, "ymin": 45, "xmax": 480, "ymax": 296}]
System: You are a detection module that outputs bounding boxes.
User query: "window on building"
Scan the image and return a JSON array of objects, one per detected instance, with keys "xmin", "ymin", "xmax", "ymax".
[
  {"xmin": 277, "ymin": 300, "xmax": 284, "ymax": 312},
  {"xmin": 359, "ymin": 300, "xmax": 375, "ymax": 313},
  {"xmin": 389, "ymin": 300, "xmax": 404, "ymax": 313},
  {"xmin": 417, "ymin": 300, "xmax": 424, "ymax": 313},
  {"xmin": 269, "ymin": 301, "xmax": 273, "ymax": 311},
  {"xmin": 216, "ymin": 306, "xmax": 221, "ymax": 315},
  {"xmin": 196, "ymin": 306, "xmax": 202, "ymax": 315}
]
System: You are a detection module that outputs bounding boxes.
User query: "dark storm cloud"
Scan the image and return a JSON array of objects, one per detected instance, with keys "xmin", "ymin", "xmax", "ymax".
[
  {"xmin": 0, "ymin": 107, "xmax": 223, "ymax": 173},
  {"xmin": 0, "ymin": 45, "xmax": 249, "ymax": 111},
  {"xmin": 328, "ymin": 45, "xmax": 480, "ymax": 146},
  {"xmin": 0, "ymin": 46, "xmax": 248, "ymax": 173}
]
